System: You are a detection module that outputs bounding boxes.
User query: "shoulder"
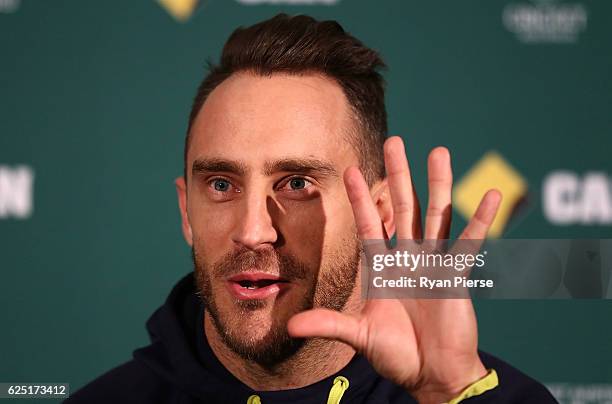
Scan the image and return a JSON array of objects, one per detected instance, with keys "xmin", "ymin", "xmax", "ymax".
[
  {"xmin": 64, "ymin": 359, "xmax": 175, "ymax": 404},
  {"xmin": 476, "ymin": 350, "xmax": 558, "ymax": 403}
]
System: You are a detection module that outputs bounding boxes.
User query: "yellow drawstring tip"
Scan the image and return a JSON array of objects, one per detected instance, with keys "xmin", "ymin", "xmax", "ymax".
[
  {"xmin": 246, "ymin": 394, "xmax": 261, "ymax": 404},
  {"xmin": 327, "ymin": 376, "xmax": 350, "ymax": 404}
]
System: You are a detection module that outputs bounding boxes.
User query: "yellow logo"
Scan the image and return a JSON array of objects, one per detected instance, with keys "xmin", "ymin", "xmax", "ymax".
[
  {"xmin": 453, "ymin": 151, "xmax": 527, "ymax": 238},
  {"xmin": 157, "ymin": 0, "xmax": 199, "ymax": 22}
]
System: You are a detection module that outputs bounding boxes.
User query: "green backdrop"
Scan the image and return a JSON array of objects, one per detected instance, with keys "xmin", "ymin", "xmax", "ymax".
[{"xmin": 1, "ymin": 1, "xmax": 611, "ymax": 403}]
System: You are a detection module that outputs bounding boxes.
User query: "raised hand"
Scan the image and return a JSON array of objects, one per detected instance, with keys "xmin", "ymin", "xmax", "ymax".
[{"xmin": 287, "ymin": 136, "xmax": 502, "ymax": 403}]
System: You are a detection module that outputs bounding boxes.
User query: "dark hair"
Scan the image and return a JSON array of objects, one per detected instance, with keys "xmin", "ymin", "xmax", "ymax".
[{"xmin": 185, "ymin": 13, "xmax": 387, "ymax": 185}]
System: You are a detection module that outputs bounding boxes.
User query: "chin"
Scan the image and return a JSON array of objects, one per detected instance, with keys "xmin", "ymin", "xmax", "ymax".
[
  {"xmin": 217, "ymin": 306, "xmax": 303, "ymax": 366},
  {"xmin": 228, "ymin": 307, "xmax": 277, "ymax": 338}
]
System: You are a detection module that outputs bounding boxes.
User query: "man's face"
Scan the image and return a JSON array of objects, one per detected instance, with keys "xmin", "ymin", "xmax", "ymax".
[{"xmin": 181, "ymin": 72, "xmax": 363, "ymax": 365}]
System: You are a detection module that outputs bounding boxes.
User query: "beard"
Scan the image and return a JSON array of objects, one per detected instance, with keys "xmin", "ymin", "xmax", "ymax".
[{"xmin": 193, "ymin": 238, "xmax": 361, "ymax": 368}]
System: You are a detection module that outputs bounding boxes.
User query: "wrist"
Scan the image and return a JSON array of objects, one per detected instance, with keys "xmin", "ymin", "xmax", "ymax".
[{"xmin": 411, "ymin": 360, "xmax": 488, "ymax": 404}]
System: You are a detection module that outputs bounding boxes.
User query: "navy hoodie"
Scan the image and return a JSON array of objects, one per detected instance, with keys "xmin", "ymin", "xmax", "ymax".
[{"xmin": 66, "ymin": 273, "xmax": 558, "ymax": 403}]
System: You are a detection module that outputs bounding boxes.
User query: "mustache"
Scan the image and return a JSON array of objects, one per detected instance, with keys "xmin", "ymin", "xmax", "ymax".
[{"xmin": 211, "ymin": 247, "xmax": 310, "ymax": 281}]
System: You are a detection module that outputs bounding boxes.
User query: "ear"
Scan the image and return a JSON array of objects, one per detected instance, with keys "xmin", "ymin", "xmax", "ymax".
[
  {"xmin": 175, "ymin": 177, "xmax": 193, "ymax": 246},
  {"xmin": 370, "ymin": 178, "xmax": 395, "ymax": 239}
]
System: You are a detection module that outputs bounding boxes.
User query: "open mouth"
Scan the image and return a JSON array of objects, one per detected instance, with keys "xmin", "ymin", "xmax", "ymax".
[
  {"xmin": 235, "ymin": 279, "xmax": 284, "ymax": 290},
  {"xmin": 227, "ymin": 273, "xmax": 290, "ymax": 300}
]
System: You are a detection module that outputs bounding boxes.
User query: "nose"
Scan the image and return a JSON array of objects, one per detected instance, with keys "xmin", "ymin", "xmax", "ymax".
[{"xmin": 231, "ymin": 189, "xmax": 278, "ymax": 250}]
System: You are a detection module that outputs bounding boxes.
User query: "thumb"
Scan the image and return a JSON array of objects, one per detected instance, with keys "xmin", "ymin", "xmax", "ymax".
[{"xmin": 287, "ymin": 308, "xmax": 365, "ymax": 350}]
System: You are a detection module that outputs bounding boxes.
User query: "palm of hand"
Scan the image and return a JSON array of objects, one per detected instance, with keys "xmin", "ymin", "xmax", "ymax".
[{"xmin": 288, "ymin": 137, "xmax": 501, "ymax": 401}]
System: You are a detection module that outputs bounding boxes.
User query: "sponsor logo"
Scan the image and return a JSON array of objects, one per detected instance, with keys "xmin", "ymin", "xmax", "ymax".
[
  {"xmin": 453, "ymin": 151, "xmax": 528, "ymax": 238},
  {"xmin": 503, "ymin": 0, "xmax": 588, "ymax": 44},
  {"xmin": 236, "ymin": 0, "xmax": 339, "ymax": 5},
  {"xmin": 543, "ymin": 171, "xmax": 612, "ymax": 225},
  {"xmin": 0, "ymin": 165, "xmax": 34, "ymax": 219},
  {"xmin": 455, "ymin": 155, "xmax": 611, "ymax": 231},
  {"xmin": 0, "ymin": 0, "xmax": 20, "ymax": 13},
  {"xmin": 547, "ymin": 383, "xmax": 612, "ymax": 404},
  {"xmin": 157, "ymin": 0, "xmax": 199, "ymax": 22}
]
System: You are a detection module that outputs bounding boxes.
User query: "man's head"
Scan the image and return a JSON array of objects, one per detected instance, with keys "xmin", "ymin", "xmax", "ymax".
[
  {"xmin": 184, "ymin": 13, "xmax": 387, "ymax": 186},
  {"xmin": 175, "ymin": 13, "xmax": 392, "ymax": 367}
]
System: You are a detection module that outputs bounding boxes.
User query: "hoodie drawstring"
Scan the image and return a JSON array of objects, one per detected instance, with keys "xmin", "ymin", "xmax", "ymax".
[
  {"xmin": 326, "ymin": 376, "xmax": 349, "ymax": 404},
  {"xmin": 246, "ymin": 395, "xmax": 261, "ymax": 404},
  {"xmin": 246, "ymin": 375, "xmax": 349, "ymax": 404}
]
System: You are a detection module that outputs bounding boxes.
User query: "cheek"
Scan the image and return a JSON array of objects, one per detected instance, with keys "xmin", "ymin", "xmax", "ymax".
[
  {"xmin": 277, "ymin": 191, "xmax": 355, "ymax": 264},
  {"xmin": 189, "ymin": 200, "xmax": 236, "ymax": 260},
  {"xmin": 317, "ymin": 192, "xmax": 359, "ymax": 265},
  {"xmin": 276, "ymin": 200, "xmax": 327, "ymax": 264}
]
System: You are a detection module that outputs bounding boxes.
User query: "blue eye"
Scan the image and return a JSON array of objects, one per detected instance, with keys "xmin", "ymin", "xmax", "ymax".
[
  {"xmin": 213, "ymin": 179, "xmax": 230, "ymax": 192},
  {"xmin": 289, "ymin": 178, "xmax": 308, "ymax": 190}
]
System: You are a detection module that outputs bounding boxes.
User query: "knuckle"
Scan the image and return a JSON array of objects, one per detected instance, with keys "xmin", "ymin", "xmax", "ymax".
[{"xmin": 393, "ymin": 201, "xmax": 413, "ymax": 214}]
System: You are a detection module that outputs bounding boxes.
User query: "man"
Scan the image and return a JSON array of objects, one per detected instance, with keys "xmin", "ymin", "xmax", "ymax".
[{"xmin": 67, "ymin": 14, "xmax": 556, "ymax": 403}]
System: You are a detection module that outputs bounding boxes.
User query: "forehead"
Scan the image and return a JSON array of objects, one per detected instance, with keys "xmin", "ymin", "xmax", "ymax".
[{"xmin": 188, "ymin": 72, "xmax": 357, "ymax": 171}]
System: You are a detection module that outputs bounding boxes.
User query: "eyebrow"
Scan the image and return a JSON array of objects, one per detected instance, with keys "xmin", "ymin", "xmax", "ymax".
[
  {"xmin": 192, "ymin": 158, "xmax": 248, "ymax": 176},
  {"xmin": 191, "ymin": 157, "xmax": 339, "ymax": 178},
  {"xmin": 263, "ymin": 158, "xmax": 339, "ymax": 177}
]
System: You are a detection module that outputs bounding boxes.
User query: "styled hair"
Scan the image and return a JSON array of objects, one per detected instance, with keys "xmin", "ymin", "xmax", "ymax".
[{"xmin": 185, "ymin": 13, "xmax": 387, "ymax": 185}]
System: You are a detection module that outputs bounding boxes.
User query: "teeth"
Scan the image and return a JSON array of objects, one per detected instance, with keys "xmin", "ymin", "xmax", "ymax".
[{"xmin": 247, "ymin": 286, "xmax": 256, "ymax": 290}]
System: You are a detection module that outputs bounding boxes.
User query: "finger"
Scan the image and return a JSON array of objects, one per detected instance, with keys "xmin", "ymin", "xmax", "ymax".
[
  {"xmin": 459, "ymin": 189, "xmax": 502, "ymax": 241},
  {"xmin": 424, "ymin": 147, "xmax": 453, "ymax": 240},
  {"xmin": 449, "ymin": 190, "xmax": 501, "ymax": 297},
  {"xmin": 383, "ymin": 136, "xmax": 421, "ymax": 239},
  {"xmin": 287, "ymin": 308, "xmax": 365, "ymax": 351},
  {"xmin": 344, "ymin": 167, "xmax": 385, "ymax": 239}
]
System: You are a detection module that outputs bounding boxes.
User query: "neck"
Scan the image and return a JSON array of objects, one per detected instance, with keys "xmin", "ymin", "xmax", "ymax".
[{"xmin": 204, "ymin": 291, "xmax": 362, "ymax": 390}]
